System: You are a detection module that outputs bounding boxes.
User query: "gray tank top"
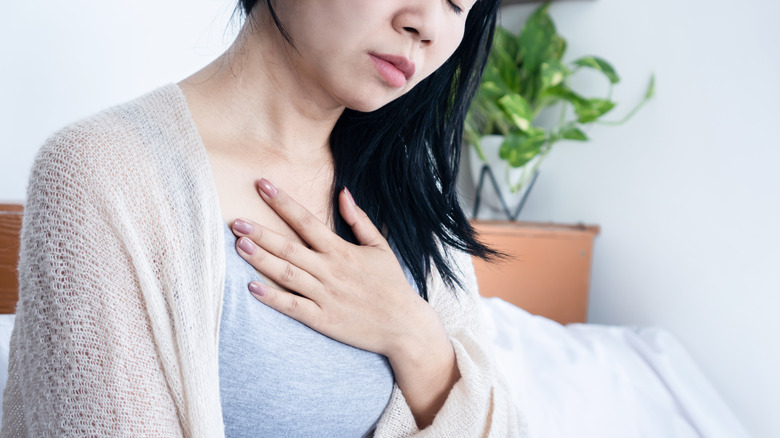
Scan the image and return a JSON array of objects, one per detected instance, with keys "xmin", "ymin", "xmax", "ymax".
[{"xmin": 218, "ymin": 223, "xmax": 395, "ymax": 437}]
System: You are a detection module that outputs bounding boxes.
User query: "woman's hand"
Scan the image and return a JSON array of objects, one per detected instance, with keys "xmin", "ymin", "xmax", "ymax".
[
  {"xmin": 231, "ymin": 178, "xmax": 460, "ymax": 428},
  {"xmin": 232, "ymin": 177, "xmax": 431, "ymax": 356}
]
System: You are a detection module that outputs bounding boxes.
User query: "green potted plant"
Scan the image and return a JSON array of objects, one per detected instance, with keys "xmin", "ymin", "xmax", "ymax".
[{"xmin": 465, "ymin": 1, "xmax": 655, "ymax": 218}]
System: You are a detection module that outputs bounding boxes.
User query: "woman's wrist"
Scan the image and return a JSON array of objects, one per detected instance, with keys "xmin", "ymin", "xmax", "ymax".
[{"xmin": 386, "ymin": 301, "xmax": 461, "ymax": 429}]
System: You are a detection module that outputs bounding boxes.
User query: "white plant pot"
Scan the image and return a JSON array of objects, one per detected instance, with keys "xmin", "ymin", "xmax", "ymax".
[{"xmin": 468, "ymin": 135, "xmax": 540, "ymax": 215}]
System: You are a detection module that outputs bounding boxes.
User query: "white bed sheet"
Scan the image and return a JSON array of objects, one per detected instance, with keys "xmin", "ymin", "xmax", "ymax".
[
  {"xmin": 0, "ymin": 303, "xmax": 752, "ymax": 437},
  {"xmin": 482, "ymin": 297, "xmax": 751, "ymax": 438}
]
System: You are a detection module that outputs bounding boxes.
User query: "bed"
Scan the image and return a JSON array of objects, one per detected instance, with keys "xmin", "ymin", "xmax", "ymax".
[{"xmin": 0, "ymin": 203, "xmax": 751, "ymax": 437}]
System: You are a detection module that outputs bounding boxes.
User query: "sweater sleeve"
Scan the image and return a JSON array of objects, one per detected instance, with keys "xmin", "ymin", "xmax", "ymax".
[
  {"xmin": 374, "ymin": 249, "xmax": 526, "ymax": 437},
  {"xmin": 0, "ymin": 132, "xmax": 183, "ymax": 437}
]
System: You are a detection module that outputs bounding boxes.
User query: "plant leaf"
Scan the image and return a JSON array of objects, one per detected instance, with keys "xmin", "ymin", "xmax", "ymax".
[
  {"xmin": 519, "ymin": 2, "xmax": 561, "ymax": 74},
  {"xmin": 572, "ymin": 56, "xmax": 620, "ymax": 84},
  {"xmin": 559, "ymin": 123, "xmax": 588, "ymax": 141},
  {"xmin": 499, "ymin": 131, "xmax": 547, "ymax": 167},
  {"xmin": 479, "ymin": 79, "xmax": 509, "ymax": 101},
  {"xmin": 493, "ymin": 27, "xmax": 521, "ymax": 65},
  {"xmin": 551, "ymin": 34, "xmax": 567, "ymax": 61},
  {"xmin": 486, "ymin": 27, "xmax": 522, "ymax": 92},
  {"xmin": 573, "ymin": 98, "xmax": 616, "ymax": 123},
  {"xmin": 497, "ymin": 93, "xmax": 533, "ymax": 132},
  {"xmin": 540, "ymin": 59, "xmax": 571, "ymax": 92},
  {"xmin": 542, "ymin": 84, "xmax": 587, "ymax": 105}
]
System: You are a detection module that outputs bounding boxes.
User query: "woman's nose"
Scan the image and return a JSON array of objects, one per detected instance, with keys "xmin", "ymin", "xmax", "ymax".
[{"xmin": 394, "ymin": 3, "xmax": 443, "ymax": 46}]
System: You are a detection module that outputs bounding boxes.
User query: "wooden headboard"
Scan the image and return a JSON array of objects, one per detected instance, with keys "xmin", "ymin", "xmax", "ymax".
[{"xmin": 0, "ymin": 203, "xmax": 23, "ymax": 314}]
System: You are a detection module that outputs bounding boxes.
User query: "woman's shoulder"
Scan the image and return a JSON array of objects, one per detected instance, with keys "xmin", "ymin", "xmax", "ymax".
[
  {"xmin": 31, "ymin": 84, "xmax": 206, "ymax": 193},
  {"xmin": 38, "ymin": 84, "xmax": 190, "ymax": 161}
]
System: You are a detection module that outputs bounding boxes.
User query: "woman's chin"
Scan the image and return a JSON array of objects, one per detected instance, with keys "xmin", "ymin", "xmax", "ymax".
[
  {"xmin": 344, "ymin": 94, "xmax": 403, "ymax": 113},
  {"xmin": 336, "ymin": 83, "xmax": 409, "ymax": 113}
]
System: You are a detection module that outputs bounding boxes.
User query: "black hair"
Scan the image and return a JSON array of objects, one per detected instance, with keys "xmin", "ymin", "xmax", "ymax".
[{"xmin": 238, "ymin": 0, "xmax": 502, "ymax": 300}]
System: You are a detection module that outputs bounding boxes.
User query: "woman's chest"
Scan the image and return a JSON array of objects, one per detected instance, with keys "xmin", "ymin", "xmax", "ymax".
[
  {"xmin": 208, "ymin": 151, "xmax": 335, "ymax": 243},
  {"xmin": 218, "ymin": 224, "xmax": 394, "ymax": 436}
]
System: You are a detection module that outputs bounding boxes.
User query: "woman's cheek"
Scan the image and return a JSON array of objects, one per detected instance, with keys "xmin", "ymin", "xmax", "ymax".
[
  {"xmin": 401, "ymin": 26, "xmax": 466, "ymax": 94},
  {"xmin": 438, "ymin": 27, "xmax": 465, "ymax": 67}
]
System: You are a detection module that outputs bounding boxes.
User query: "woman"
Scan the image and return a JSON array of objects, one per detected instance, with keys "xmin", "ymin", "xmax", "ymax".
[{"xmin": 2, "ymin": 0, "xmax": 523, "ymax": 436}]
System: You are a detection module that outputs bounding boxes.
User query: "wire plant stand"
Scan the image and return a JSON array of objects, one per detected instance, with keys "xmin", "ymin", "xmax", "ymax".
[{"xmin": 471, "ymin": 164, "xmax": 540, "ymax": 221}]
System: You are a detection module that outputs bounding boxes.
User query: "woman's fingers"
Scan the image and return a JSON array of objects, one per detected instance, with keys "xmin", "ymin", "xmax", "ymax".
[
  {"xmin": 256, "ymin": 178, "xmax": 388, "ymax": 251},
  {"xmin": 248, "ymin": 281, "xmax": 323, "ymax": 329},
  {"xmin": 256, "ymin": 178, "xmax": 335, "ymax": 252},
  {"xmin": 233, "ymin": 227, "xmax": 324, "ymax": 301},
  {"xmin": 231, "ymin": 218, "xmax": 323, "ymax": 277},
  {"xmin": 339, "ymin": 187, "xmax": 387, "ymax": 248}
]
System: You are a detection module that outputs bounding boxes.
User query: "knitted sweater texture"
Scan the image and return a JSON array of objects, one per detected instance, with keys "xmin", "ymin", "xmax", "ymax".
[{"xmin": 1, "ymin": 84, "xmax": 524, "ymax": 437}]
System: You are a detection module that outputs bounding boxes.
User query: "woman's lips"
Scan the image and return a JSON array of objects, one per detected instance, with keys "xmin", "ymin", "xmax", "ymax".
[{"xmin": 369, "ymin": 54, "xmax": 415, "ymax": 88}]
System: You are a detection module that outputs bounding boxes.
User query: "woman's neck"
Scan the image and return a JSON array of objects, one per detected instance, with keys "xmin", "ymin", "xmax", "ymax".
[{"xmin": 178, "ymin": 16, "xmax": 343, "ymax": 167}]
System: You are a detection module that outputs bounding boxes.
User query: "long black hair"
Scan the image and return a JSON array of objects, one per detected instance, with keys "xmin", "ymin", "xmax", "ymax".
[{"xmin": 239, "ymin": 0, "xmax": 502, "ymax": 300}]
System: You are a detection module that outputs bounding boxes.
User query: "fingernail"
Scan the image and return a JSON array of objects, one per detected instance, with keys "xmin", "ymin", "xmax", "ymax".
[
  {"xmin": 233, "ymin": 219, "xmax": 253, "ymax": 235},
  {"xmin": 258, "ymin": 178, "xmax": 278, "ymax": 198},
  {"xmin": 237, "ymin": 237, "xmax": 256, "ymax": 255},
  {"xmin": 344, "ymin": 187, "xmax": 356, "ymax": 206},
  {"xmin": 249, "ymin": 282, "xmax": 266, "ymax": 296}
]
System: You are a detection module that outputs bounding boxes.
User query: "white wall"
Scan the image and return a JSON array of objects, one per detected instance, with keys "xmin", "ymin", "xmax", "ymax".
[
  {"xmin": 468, "ymin": 1, "xmax": 778, "ymax": 436},
  {"xmin": 1, "ymin": 1, "xmax": 777, "ymax": 436},
  {"xmin": 0, "ymin": 0, "xmax": 237, "ymax": 201}
]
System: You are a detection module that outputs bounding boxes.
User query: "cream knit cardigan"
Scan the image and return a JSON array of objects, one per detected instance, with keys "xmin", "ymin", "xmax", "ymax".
[{"xmin": 1, "ymin": 85, "xmax": 525, "ymax": 437}]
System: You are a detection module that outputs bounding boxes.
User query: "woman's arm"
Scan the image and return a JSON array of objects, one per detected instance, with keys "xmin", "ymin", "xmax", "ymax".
[
  {"xmin": 383, "ymin": 299, "xmax": 461, "ymax": 429},
  {"xmin": 374, "ymin": 248, "xmax": 526, "ymax": 437},
  {"xmin": 2, "ymin": 133, "xmax": 183, "ymax": 437}
]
